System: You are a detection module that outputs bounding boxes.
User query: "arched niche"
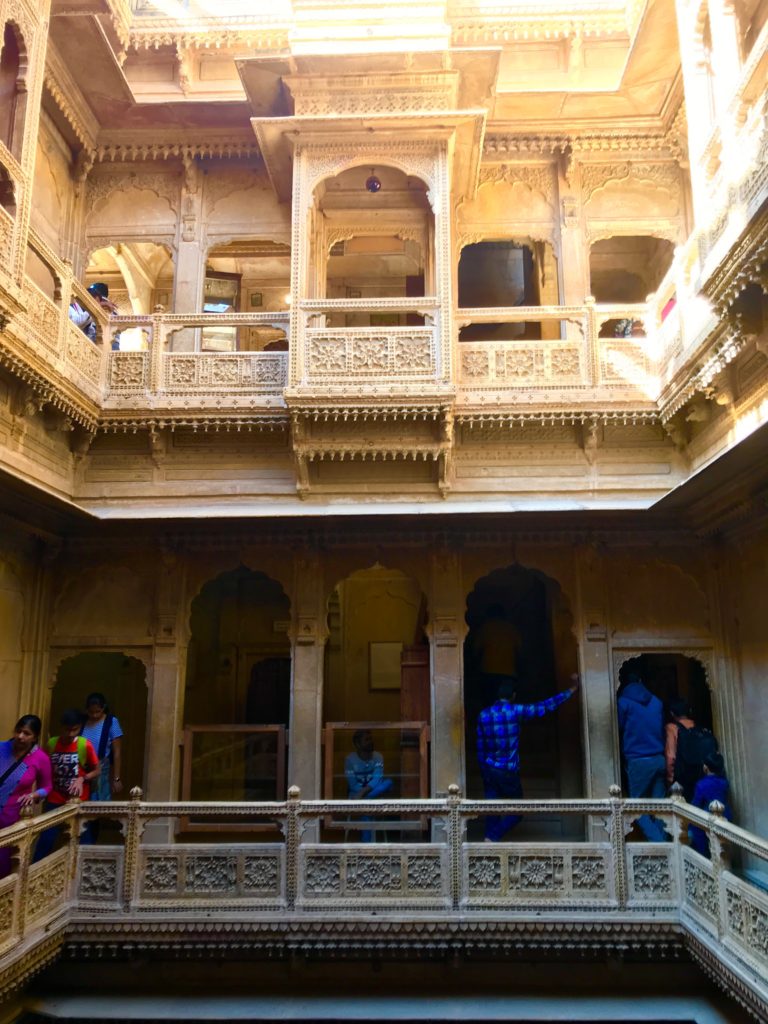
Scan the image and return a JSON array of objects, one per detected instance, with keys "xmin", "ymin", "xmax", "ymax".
[
  {"xmin": 0, "ymin": 164, "xmax": 15, "ymax": 217},
  {"xmin": 201, "ymin": 237, "xmax": 290, "ymax": 353},
  {"xmin": 464, "ymin": 564, "xmax": 583, "ymax": 838},
  {"xmin": 0, "ymin": 22, "xmax": 27, "ymax": 161},
  {"xmin": 323, "ymin": 564, "xmax": 430, "ymax": 800},
  {"xmin": 615, "ymin": 651, "xmax": 714, "ymax": 730},
  {"xmin": 457, "ymin": 237, "xmax": 560, "ymax": 341},
  {"xmin": 49, "ymin": 652, "xmax": 148, "ymax": 794},
  {"xmin": 185, "ymin": 565, "xmax": 291, "ymax": 727},
  {"xmin": 311, "ymin": 164, "xmax": 434, "ymax": 312}
]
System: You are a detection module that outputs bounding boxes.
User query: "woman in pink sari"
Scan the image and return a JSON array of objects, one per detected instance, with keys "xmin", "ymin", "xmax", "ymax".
[{"xmin": 0, "ymin": 715, "xmax": 52, "ymax": 878}]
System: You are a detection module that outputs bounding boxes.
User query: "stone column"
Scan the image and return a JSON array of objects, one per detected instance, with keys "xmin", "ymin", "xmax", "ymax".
[
  {"xmin": 557, "ymin": 155, "xmax": 589, "ymax": 309},
  {"xmin": 574, "ymin": 544, "xmax": 618, "ymax": 819},
  {"xmin": 170, "ymin": 154, "xmax": 204, "ymax": 351},
  {"xmin": 426, "ymin": 548, "xmax": 467, "ymax": 797},
  {"xmin": 674, "ymin": 0, "xmax": 718, "ymax": 220},
  {"xmin": 144, "ymin": 548, "xmax": 187, "ymax": 841},
  {"xmin": 288, "ymin": 550, "xmax": 328, "ymax": 802}
]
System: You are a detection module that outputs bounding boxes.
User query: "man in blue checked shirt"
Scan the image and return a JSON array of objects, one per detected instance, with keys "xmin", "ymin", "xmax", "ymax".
[{"xmin": 476, "ymin": 673, "xmax": 579, "ymax": 841}]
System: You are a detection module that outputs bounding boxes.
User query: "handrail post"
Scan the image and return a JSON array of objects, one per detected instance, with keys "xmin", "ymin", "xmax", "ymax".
[
  {"xmin": 14, "ymin": 806, "xmax": 35, "ymax": 940},
  {"xmin": 122, "ymin": 786, "xmax": 143, "ymax": 911},
  {"xmin": 285, "ymin": 785, "xmax": 301, "ymax": 912},
  {"xmin": 608, "ymin": 784, "xmax": 628, "ymax": 909},
  {"xmin": 149, "ymin": 309, "xmax": 166, "ymax": 396},
  {"xmin": 708, "ymin": 799, "xmax": 730, "ymax": 940},
  {"xmin": 584, "ymin": 295, "xmax": 598, "ymax": 386},
  {"xmin": 447, "ymin": 784, "xmax": 462, "ymax": 911}
]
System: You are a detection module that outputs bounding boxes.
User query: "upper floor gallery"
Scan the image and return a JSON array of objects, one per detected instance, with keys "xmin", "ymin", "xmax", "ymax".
[{"xmin": 0, "ymin": 0, "xmax": 765, "ymax": 512}]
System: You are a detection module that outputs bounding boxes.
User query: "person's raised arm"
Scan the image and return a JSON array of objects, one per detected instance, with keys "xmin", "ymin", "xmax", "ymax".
[{"xmin": 518, "ymin": 675, "xmax": 578, "ymax": 720}]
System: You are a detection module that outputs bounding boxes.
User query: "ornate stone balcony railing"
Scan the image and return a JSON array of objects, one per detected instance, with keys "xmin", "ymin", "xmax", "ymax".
[
  {"xmin": 102, "ymin": 312, "xmax": 290, "ymax": 416},
  {"xmin": 288, "ymin": 298, "xmax": 447, "ymax": 404},
  {"xmin": 0, "ymin": 792, "xmax": 766, "ymax": 1013},
  {"xmin": 456, "ymin": 303, "xmax": 658, "ymax": 412}
]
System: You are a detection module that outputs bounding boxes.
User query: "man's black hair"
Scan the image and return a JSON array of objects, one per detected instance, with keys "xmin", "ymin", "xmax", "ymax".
[
  {"xmin": 60, "ymin": 708, "xmax": 84, "ymax": 727},
  {"xmin": 88, "ymin": 282, "xmax": 109, "ymax": 299},
  {"xmin": 669, "ymin": 697, "xmax": 693, "ymax": 719},
  {"xmin": 497, "ymin": 676, "xmax": 518, "ymax": 700}
]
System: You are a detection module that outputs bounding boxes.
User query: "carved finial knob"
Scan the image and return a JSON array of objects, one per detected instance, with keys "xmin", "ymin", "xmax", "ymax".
[
  {"xmin": 287, "ymin": 785, "xmax": 301, "ymax": 801},
  {"xmin": 708, "ymin": 799, "xmax": 725, "ymax": 817},
  {"xmin": 609, "ymin": 784, "xmax": 622, "ymax": 798},
  {"xmin": 129, "ymin": 786, "xmax": 143, "ymax": 801},
  {"xmin": 447, "ymin": 784, "xmax": 461, "ymax": 797},
  {"xmin": 669, "ymin": 782, "xmax": 685, "ymax": 801}
]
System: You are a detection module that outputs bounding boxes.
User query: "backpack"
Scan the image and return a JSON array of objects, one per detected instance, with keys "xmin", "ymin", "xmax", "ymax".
[
  {"xmin": 48, "ymin": 735, "xmax": 88, "ymax": 766},
  {"xmin": 674, "ymin": 724, "xmax": 719, "ymax": 799}
]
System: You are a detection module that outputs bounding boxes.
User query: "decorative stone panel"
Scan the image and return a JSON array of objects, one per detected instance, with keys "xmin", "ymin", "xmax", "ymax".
[
  {"xmin": 725, "ymin": 879, "xmax": 768, "ymax": 967},
  {"xmin": 108, "ymin": 352, "xmax": 149, "ymax": 391},
  {"xmin": 66, "ymin": 324, "xmax": 103, "ymax": 386},
  {"xmin": 26, "ymin": 851, "xmax": 68, "ymax": 923},
  {"xmin": 304, "ymin": 329, "xmax": 436, "ymax": 380},
  {"xmin": 459, "ymin": 340, "xmax": 585, "ymax": 389},
  {"xmin": 137, "ymin": 846, "xmax": 284, "ymax": 906},
  {"xmin": 627, "ymin": 850, "xmax": 674, "ymax": 902},
  {"xmin": 299, "ymin": 846, "xmax": 448, "ymax": 908},
  {"xmin": 463, "ymin": 844, "xmax": 613, "ymax": 907},
  {"xmin": 164, "ymin": 353, "xmax": 287, "ymax": 392},
  {"xmin": 682, "ymin": 853, "xmax": 718, "ymax": 921},
  {"xmin": 78, "ymin": 850, "xmax": 122, "ymax": 903}
]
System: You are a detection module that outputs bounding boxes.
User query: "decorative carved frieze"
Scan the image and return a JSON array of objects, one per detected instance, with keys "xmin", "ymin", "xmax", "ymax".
[
  {"xmin": 478, "ymin": 163, "xmax": 556, "ymax": 206},
  {"xmin": 581, "ymin": 162, "xmax": 681, "ymax": 205}
]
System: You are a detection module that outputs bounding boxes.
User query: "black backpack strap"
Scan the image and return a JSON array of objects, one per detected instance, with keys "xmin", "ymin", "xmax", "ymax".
[{"xmin": 97, "ymin": 714, "xmax": 113, "ymax": 762}]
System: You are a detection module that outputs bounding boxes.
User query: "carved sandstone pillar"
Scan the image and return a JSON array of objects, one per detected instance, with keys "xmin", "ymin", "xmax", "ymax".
[
  {"xmin": 426, "ymin": 548, "xmax": 467, "ymax": 796},
  {"xmin": 574, "ymin": 544, "xmax": 618, "ymax": 809},
  {"xmin": 288, "ymin": 551, "xmax": 328, "ymax": 800},
  {"xmin": 143, "ymin": 548, "xmax": 188, "ymax": 841},
  {"xmin": 171, "ymin": 154, "xmax": 205, "ymax": 351}
]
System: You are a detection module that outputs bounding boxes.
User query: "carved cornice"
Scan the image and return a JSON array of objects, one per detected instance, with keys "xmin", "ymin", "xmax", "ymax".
[
  {"xmin": 456, "ymin": 410, "xmax": 661, "ymax": 427},
  {"xmin": 128, "ymin": 19, "xmax": 290, "ymax": 52},
  {"xmin": 44, "ymin": 49, "xmax": 99, "ymax": 153},
  {"xmin": 62, "ymin": 917, "xmax": 687, "ymax": 960},
  {"xmin": 484, "ymin": 132, "xmax": 683, "ymax": 163},
  {"xmin": 97, "ymin": 415, "xmax": 289, "ymax": 434},
  {"xmin": 94, "ymin": 136, "xmax": 262, "ymax": 164}
]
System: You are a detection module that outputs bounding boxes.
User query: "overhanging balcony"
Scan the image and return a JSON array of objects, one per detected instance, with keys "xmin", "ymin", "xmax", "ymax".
[{"xmin": 1, "ymin": 792, "xmax": 766, "ymax": 1016}]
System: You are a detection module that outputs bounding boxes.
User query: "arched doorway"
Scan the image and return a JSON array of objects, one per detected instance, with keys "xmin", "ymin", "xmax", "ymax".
[
  {"xmin": 323, "ymin": 565, "xmax": 430, "ymax": 812},
  {"xmin": 464, "ymin": 566, "xmax": 583, "ymax": 838},
  {"xmin": 618, "ymin": 653, "xmax": 713, "ymax": 729},
  {"xmin": 50, "ymin": 652, "xmax": 148, "ymax": 794},
  {"xmin": 183, "ymin": 567, "xmax": 290, "ymax": 808}
]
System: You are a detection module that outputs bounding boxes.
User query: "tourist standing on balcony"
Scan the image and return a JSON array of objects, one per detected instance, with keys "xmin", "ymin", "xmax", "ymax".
[
  {"xmin": 476, "ymin": 675, "xmax": 578, "ymax": 842},
  {"xmin": 345, "ymin": 729, "xmax": 393, "ymax": 842},
  {"xmin": 79, "ymin": 692, "xmax": 123, "ymax": 845},
  {"xmin": 617, "ymin": 674, "xmax": 668, "ymax": 842},
  {"xmin": 0, "ymin": 715, "xmax": 51, "ymax": 878},
  {"xmin": 689, "ymin": 752, "xmax": 732, "ymax": 858},
  {"xmin": 665, "ymin": 698, "xmax": 719, "ymax": 802},
  {"xmin": 32, "ymin": 709, "xmax": 99, "ymax": 863}
]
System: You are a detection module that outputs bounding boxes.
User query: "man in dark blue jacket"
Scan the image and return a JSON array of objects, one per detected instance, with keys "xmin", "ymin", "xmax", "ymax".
[{"xmin": 617, "ymin": 674, "xmax": 668, "ymax": 841}]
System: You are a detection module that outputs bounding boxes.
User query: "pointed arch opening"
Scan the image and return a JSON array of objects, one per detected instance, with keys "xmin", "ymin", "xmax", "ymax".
[
  {"xmin": 183, "ymin": 567, "xmax": 291, "ymax": 815},
  {"xmin": 464, "ymin": 565, "xmax": 583, "ymax": 839},
  {"xmin": 323, "ymin": 564, "xmax": 430, "ymax": 832}
]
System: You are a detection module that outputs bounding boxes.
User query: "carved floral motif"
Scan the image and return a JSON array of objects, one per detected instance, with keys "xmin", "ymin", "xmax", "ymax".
[
  {"xmin": 346, "ymin": 856, "xmax": 401, "ymax": 891},
  {"xmin": 186, "ymin": 855, "xmax": 237, "ymax": 892},
  {"xmin": 243, "ymin": 856, "xmax": 279, "ymax": 893},
  {"xmin": 468, "ymin": 855, "xmax": 501, "ymax": 890},
  {"xmin": 406, "ymin": 855, "xmax": 441, "ymax": 891},
  {"xmin": 109, "ymin": 353, "xmax": 149, "ymax": 389},
  {"xmin": 632, "ymin": 855, "xmax": 672, "ymax": 896},
  {"xmin": 144, "ymin": 856, "xmax": 179, "ymax": 893},
  {"xmin": 27, "ymin": 861, "xmax": 67, "ymax": 920},
  {"xmin": 304, "ymin": 855, "xmax": 342, "ymax": 895},
  {"xmin": 571, "ymin": 856, "xmax": 606, "ymax": 891},
  {"xmin": 683, "ymin": 858, "xmax": 718, "ymax": 919},
  {"xmin": 79, "ymin": 857, "xmax": 119, "ymax": 900}
]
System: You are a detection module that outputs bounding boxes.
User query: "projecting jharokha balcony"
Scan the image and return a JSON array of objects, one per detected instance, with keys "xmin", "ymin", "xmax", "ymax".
[{"xmin": 1, "ymin": 789, "xmax": 767, "ymax": 1009}]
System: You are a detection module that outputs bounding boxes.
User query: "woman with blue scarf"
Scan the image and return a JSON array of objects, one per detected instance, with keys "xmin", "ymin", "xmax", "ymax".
[{"xmin": 0, "ymin": 715, "xmax": 52, "ymax": 878}]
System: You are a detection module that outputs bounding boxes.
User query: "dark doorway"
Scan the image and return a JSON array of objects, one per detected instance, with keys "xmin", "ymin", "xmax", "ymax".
[{"xmin": 464, "ymin": 566, "xmax": 583, "ymax": 839}]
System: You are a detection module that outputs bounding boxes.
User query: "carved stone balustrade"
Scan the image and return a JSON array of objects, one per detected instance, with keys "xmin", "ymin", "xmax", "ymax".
[
  {"xmin": 456, "ymin": 303, "xmax": 659, "ymax": 413},
  {"xmin": 288, "ymin": 298, "xmax": 449, "ymax": 408},
  {"xmin": 0, "ymin": 794, "xmax": 767, "ymax": 1017},
  {"xmin": 102, "ymin": 312, "xmax": 291, "ymax": 417}
]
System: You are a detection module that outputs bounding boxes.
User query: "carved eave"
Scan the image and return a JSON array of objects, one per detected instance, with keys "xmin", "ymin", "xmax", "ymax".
[
  {"xmin": 97, "ymin": 414, "xmax": 290, "ymax": 434},
  {"xmin": 455, "ymin": 409, "xmax": 661, "ymax": 428},
  {"xmin": 44, "ymin": 45, "xmax": 100, "ymax": 154},
  {"xmin": 700, "ymin": 201, "xmax": 768, "ymax": 313},
  {"xmin": 252, "ymin": 112, "xmax": 487, "ymax": 203}
]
